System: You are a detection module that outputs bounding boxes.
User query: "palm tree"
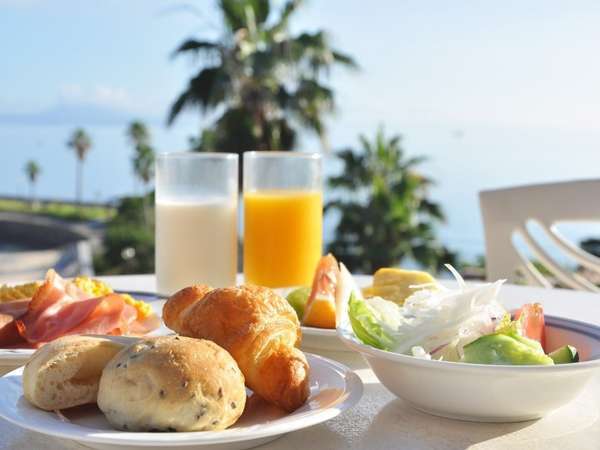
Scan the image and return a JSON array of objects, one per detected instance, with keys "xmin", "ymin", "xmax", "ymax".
[
  {"xmin": 126, "ymin": 121, "xmax": 155, "ymax": 192},
  {"xmin": 24, "ymin": 160, "xmax": 41, "ymax": 207},
  {"xmin": 132, "ymin": 144, "xmax": 155, "ymax": 191},
  {"xmin": 168, "ymin": 0, "xmax": 357, "ymax": 154},
  {"xmin": 126, "ymin": 121, "xmax": 155, "ymax": 227},
  {"xmin": 67, "ymin": 128, "xmax": 92, "ymax": 205},
  {"xmin": 127, "ymin": 121, "xmax": 150, "ymax": 148},
  {"xmin": 326, "ymin": 128, "xmax": 456, "ymax": 273}
]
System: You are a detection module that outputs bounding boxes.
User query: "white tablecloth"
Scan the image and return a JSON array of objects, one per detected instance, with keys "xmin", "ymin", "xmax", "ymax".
[{"xmin": 1, "ymin": 275, "xmax": 599, "ymax": 450}]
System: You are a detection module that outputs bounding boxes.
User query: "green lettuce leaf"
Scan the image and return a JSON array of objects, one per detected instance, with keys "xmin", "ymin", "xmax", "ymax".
[
  {"xmin": 462, "ymin": 333, "xmax": 554, "ymax": 365},
  {"xmin": 495, "ymin": 313, "xmax": 544, "ymax": 353},
  {"xmin": 348, "ymin": 293, "xmax": 396, "ymax": 350}
]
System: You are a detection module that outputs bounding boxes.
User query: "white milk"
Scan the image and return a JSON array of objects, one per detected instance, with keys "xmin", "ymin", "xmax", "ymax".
[{"xmin": 155, "ymin": 199, "xmax": 237, "ymax": 294}]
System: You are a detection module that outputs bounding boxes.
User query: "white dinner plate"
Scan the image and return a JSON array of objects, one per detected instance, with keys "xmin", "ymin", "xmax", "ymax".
[
  {"xmin": 0, "ymin": 353, "xmax": 363, "ymax": 450},
  {"xmin": 274, "ymin": 287, "xmax": 355, "ymax": 353},
  {"xmin": 300, "ymin": 326, "xmax": 350, "ymax": 352},
  {"xmin": 0, "ymin": 292, "xmax": 169, "ymax": 375}
]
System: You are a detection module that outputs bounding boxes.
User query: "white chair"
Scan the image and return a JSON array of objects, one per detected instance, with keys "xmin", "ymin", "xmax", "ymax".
[{"xmin": 479, "ymin": 179, "xmax": 600, "ymax": 291}]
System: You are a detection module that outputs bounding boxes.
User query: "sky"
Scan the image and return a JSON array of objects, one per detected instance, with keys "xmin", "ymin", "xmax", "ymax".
[{"xmin": 1, "ymin": 0, "xmax": 600, "ymax": 259}]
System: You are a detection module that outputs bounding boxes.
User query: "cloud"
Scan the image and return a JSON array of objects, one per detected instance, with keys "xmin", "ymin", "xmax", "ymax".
[
  {"xmin": 58, "ymin": 84, "xmax": 134, "ymax": 111},
  {"xmin": 0, "ymin": 84, "xmax": 163, "ymax": 126}
]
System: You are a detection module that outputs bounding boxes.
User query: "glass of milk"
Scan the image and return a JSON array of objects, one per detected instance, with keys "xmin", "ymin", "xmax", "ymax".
[{"xmin": 155, "ymin": 152, "xmax": 238, "ymax": 294}]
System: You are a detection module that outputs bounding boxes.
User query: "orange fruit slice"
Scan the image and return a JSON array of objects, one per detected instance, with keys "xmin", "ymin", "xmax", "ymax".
[{"xmin": 302, "ymin": 254, "xmax": 340, "ymax": 328}]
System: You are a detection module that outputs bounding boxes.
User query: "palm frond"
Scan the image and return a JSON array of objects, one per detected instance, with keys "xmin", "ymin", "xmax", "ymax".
[
  {"xmin": 270, "ymin": 0, "xmax": 303, "ymax": 35},
  {"xmin": 331, "ymin": 50, "xmax": 359, "ymax": 69},
  {"xmin": 171, "ymin": 39, "xmax": 220, "ymax": 58},
  {"xmin": 167, "ymin": 91, "xmax": 190, "ymax": 125},
  {"xmin": 220, "ymin": 0, "xmax": 270, "ymax": 31},
  {"xmin": 167, "ymin": 67, "xmax": 230, "ymax": 125}
]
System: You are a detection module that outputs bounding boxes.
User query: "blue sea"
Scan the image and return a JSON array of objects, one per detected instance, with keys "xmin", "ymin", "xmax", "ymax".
[{"xmin": 2, "ymin": 121, "xmax": 600, "ymax": 264}]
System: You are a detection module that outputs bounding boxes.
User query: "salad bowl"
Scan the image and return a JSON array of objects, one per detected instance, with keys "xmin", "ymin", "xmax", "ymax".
[{"xmin": 338, "ymin": 315, "xmax": 600, "ymax": 422}]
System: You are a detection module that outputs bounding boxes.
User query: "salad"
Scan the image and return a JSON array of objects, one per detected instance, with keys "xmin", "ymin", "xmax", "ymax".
[{"xmin": 343, "ymin": 265, "xmax": 579, "ymax": 365}]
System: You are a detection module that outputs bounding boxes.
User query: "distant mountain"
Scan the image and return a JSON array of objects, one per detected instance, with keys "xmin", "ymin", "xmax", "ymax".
[{"xmin": 0, "ymin": 103, "xmax": 161, "ymax": 126}]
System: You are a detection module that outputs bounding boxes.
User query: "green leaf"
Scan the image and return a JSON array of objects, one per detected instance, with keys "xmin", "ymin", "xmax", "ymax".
[
  {"xmin": 348, "ymin": 293, "xmax": 396, "ymax": 350},
  {"xmin": 171, "ymin": 39, "xmax": 220, "ymax": 57},
  {"xmin": 462, "ymin": 333, "xmax": 554, "ymax": 365},
  {"xmin": 220, "ymin": 0, "xmax": 270, "ymax": 30}
]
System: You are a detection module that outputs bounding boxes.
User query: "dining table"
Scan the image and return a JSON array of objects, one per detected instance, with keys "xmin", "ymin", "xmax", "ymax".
[{"xmin": 1, "ymin": 274, "xmax": 599, "ymax": 450}]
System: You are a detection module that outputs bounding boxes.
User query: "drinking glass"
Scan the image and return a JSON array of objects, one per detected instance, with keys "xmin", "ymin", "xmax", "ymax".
[
  {"xmin": 243, "ymin": 151, "xmax": 322, "ymax": 287},
  {"xmin": 155, "ymin": 152, "xmax": 238, "ymax": 294}
]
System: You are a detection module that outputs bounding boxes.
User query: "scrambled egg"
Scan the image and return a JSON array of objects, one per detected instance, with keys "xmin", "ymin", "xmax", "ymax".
[
  {"xmin": 0, "ymin": 282, "xmax": 41, "ymax": 301},
  {"xmin": 73, "ymin": 277, "xmax": 153, "ymax": 320},
  {"xmin": 0, "ymin": 276, "xmax": 152, "ymax": 321}
]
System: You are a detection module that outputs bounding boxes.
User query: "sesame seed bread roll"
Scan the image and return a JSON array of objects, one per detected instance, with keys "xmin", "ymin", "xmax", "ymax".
[
  {"xmin": 97, "ymin": 336, "xmax": 246, "ymax": 432},
  {"xmin": 23, "ymin": 335, "xmax": 124, "ymax": 411}
]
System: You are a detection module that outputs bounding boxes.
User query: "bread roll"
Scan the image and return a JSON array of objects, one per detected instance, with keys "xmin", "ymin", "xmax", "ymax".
[
  {"xmin": 23, "ymin": 335, "xmax": 124, "ymax": 410},
  {"xmin": 98, "ymin": 335, "xmax": 246, "ymax": 432}
]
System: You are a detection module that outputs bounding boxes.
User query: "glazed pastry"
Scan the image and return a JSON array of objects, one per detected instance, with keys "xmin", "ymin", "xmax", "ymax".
[
  {"xmin": 162, "ymin": 285, "xmax": 213, "ymax": 333},
  {"xmin": 163, "ymin": 285, "xmax": 310, "ymax": 412},
  {"xmin": 98, "ymin": 335, "xmax": 246, "ymax": 431}
]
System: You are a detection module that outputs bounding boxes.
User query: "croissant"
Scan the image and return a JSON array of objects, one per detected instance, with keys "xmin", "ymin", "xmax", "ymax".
[{"xmin": 162, "ymin": 284, "xmax": 310, "ymax": 412}]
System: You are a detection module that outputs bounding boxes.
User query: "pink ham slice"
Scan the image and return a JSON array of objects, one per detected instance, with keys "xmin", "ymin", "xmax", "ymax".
[
  {"xmin": 127, "ymin": 311, "xmax": 161, "ymax": 336},
  {"xmin": 66, "ymin": 294, "xmax": 137, "ymax": 337},
  {"xmin": 14, "ymin": 270, "xmax": 158, "ymax": 345},
  {"xmin": 0, "ymin": 299, "xmax": 35, "ymax": 347},
  {"xmin": 0, "ymin": 299, "xmax": 30, "ymax": 318}
]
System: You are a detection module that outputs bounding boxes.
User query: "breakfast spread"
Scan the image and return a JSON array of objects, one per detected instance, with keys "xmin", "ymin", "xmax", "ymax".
[
  {"xmin": 163, "ymin": 284, "xmax": 310, "ymax": 412},
  {"xmin": 0, "ymin": 271, "xmax": 160, "ymax": 349},
  {"xmin": 5, "ymin": 252, "xmax": 594, "ymax": 441},
  {"xmin": 19, "ymin": 281, "xmax": 312, "ymax": 433}
]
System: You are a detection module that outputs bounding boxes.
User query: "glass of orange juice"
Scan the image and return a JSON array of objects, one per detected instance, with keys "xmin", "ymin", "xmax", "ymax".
[{"xmin": 243, "ymin": 152, "xmax": 322, "ymax": 287}]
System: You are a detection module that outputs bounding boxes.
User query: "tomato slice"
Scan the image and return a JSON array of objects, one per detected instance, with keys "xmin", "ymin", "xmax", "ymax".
[{"xmin": 514, "ymin": 303, "xmax": 546, "ymax": 350}]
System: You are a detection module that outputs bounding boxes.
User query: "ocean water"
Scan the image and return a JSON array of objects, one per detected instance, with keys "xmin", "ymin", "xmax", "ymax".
[{"xmin": 2, "ymin": 122, "xmax": 600, "ymax": 264}]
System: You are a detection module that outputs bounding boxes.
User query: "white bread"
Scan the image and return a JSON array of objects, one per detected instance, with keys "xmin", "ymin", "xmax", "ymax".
[
  {"xmin": 23, "ymin": 335, "xmax": 124, "ymax": 411},
  {"xmin": 98, "ymin": 335, "xmax": 246, "ymax": 432}
]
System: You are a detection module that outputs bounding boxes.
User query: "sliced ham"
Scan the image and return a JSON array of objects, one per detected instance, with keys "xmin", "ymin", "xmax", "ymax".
[
  {"xmin": 0, "ymin": 314, "xmax": 25, "ymax": 347},
  {"xmin": 1, "ymin": 270, "xmax": 159, "ymax": 348},
  {"xmin": 127, "ymin": 311, "xmax": 161, "ymax": 336},
  {"xmin": 16, "ymin": 270, "xmax": 102, "ymax": 344},
  {"xmin": 0, "ymin": 299, "xmax": 30, "ymax": 318},
  {"xmin": 67, "ymin": 294, "xmax": 137, "ymax": 337},
  {"xmin": 0, "ymin": 299, "xmax": 31, "ymax": 347}
]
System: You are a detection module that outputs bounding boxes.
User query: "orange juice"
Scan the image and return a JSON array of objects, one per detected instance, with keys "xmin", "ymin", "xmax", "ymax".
[{"xmin": 244, "ymin": 190, "xmax": 322, "ymax": 287}]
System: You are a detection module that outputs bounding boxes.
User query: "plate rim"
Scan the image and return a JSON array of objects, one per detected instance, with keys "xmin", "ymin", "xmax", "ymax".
[
  {"xmin": 0, "ymin": 352, "xmax": 363, "ymax": 446},
  {"xmin": 301, "ymin": 326, "xmax": 336, "ymax": 336}
]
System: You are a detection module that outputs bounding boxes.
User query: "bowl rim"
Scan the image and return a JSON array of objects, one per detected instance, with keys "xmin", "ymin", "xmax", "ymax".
[{"xmin": 337, "ymin": 314, "xmax": 600, "ymax": 372}]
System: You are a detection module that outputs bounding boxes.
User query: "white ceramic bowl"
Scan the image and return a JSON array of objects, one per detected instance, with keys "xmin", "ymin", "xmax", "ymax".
[{"xmin": 338, "ymin": 314, "xmax": 600, "ymax": 422}]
